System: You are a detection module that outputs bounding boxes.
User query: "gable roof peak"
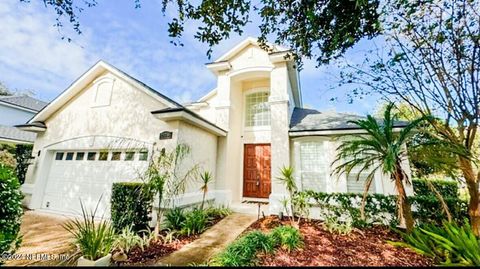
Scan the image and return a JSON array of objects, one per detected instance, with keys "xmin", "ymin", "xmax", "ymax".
[{"xmin": 214, "ymin": 37, "xmax": 289, "ymax": 63}]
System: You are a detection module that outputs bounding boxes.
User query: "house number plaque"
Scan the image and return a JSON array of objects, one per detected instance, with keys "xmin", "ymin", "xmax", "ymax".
[{"xmin": 159, "ymin": 131, "xmax": 173, "ymax": 140}]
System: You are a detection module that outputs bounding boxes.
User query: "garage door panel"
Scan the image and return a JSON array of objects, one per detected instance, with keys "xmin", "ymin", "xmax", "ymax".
[{"xmin": 42, "ymin": 150, "xmax": 148, "ymax": 216}]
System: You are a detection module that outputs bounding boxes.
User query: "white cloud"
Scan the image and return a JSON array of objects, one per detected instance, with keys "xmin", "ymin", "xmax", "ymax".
[{"xmin": 0, "ymin": 1, "xmax": 94, "ymax": 99}]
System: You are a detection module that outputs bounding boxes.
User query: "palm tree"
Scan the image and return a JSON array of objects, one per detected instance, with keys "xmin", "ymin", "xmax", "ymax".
[
  {"xmin": 277, "ymin": 166, "xmax": 298, "ymax": 224},
  {"xmin": 199, "ymin": 171, "xmax": 214, "ymax": 210},
  {"xmin": 332, "ymin": 103, "xmax": 429, "ymax": 233}
]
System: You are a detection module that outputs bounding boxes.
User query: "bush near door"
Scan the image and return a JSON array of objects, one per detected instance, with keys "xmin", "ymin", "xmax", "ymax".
[{"xmin": 111, "ymin": 182, "xmax": 153, "ymax": 233}]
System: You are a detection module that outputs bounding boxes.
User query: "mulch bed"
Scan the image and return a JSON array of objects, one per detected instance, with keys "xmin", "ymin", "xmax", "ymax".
[
  {"xmin": 116, "ymin": 234, "xmax": 199, "ymax": 265},
  {"xmin": 247, "ymin": 216, "xmax": 433, "ymax": 267},
  {"xmin": 116, "ymin": 215, "xmax": 225, "ymax": 266}
]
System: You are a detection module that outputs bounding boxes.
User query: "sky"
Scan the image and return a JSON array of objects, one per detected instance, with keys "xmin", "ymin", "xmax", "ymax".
[{"xmin": 0, "ymin": 0, "xmax": 382, "ymax": 115}]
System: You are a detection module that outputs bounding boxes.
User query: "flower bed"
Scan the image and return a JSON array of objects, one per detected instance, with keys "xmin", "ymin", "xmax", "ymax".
[
  {"xmin": 115, "ymin": 209, "xmax": 227, "ymax": 266},
  {"xmin": 246, "ymin": 216, "xmax": 433, "ymax": 266}
]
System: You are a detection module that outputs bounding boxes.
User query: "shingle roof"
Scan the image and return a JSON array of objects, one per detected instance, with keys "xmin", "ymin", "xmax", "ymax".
[
  {"xmin": 0, "ymin": 124, "xmax": 36, "ymax": 143},
  {"xmin": 0, "ymin": 95, "xmax": 48, "ymax": 112},
  {"xmin": 289, "ymin": 107, "xmax": 408, "ymax": 132}
]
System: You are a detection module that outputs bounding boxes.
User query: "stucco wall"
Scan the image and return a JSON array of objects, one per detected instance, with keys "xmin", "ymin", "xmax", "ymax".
[
  {"xmin": 24, "ymin": 70, "xmax": 180, "ymax": 209},
  {"xmin": 290, "ymin": 136, "xmax": 414, "ymax": 196},
  {"xmin": 176, "ymin": 121, "xmax": 218, "ymax": 195}
]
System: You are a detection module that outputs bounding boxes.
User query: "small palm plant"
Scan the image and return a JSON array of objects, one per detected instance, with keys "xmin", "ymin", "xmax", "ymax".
[
  {"xmin": 142, "ymin": 143, "xmax": 199, "ymax": 237},
  {"xmin": 277, "ymin": 166, "xmax": 298, "ymax": 224},
  {"xmin": 199, "ymin": 171, "xmax": 214, "ymax": 210},
  {"xmin": 332, "ymin": 102, "xmax": 430, "ymax": 233}
]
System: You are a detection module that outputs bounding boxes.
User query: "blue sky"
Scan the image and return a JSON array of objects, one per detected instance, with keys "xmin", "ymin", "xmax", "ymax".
[{"xmin": 0, "ymin": 0, "xmax": 382, "ymax": 115}]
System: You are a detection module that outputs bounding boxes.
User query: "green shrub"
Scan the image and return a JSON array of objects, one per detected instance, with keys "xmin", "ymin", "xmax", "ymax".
[
  {"xmin": 302, "ymin": 190, "xmax": 468, "ymax": 226},
  {"xmin": 113, "ymin": 226, "xmax": 143, "ymax": 254},
  {"xmin": 0, "ymin": 164, "xmax": 23, "ymax": 259},
  {"xmin": 14, "ymin": 144, "xmax": 32, "ymax": 185},
  {"xmin": 392, "ymin": 219, "xmax": 480, "ymax": 266},
  {"xmin": 211, "ymin": 226, "xmax": 303, "ymax": 266},
  {"xmin": 302, "ymin": 190, "xmax": 398, "ymax": 227},
  {"xmin": 211, "ymin": 231, "xmax": 274, "ymax": 266},
  {"xmin": 164, "ymin": 208, "xmax": 186, "ymax": 231},
  {"xmin": 410, "ymin": 195, "xmax": 468, "ymax": 225},
  {"xmin": 412, "ymin": 178, "xmax": 458, "ymax": 198},
  {"xmin": 270, "ymin": 226, "xmax": 303, "ymax": 251},
  {"xmin": 204, "ymin": 206, "xmax": 233, "ymax": 220},
  {"xmin": 111, "ymin": 182, "xmax": 153, "ymax": 233},
  {"xmin": 180, "ymin": 209, "xmax": 208, "ymax": 236},
  {"xmin": 63, "ymin": 201, "xmax": 116, "ymax": 261}
]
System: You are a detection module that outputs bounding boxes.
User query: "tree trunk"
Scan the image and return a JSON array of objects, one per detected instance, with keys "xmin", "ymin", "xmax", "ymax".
[
  {"xmin": 426, "ymin": 180, "xmax": 452, "ymax": 222},
  {"xmin": 459, "ymin": 157, "xmax": 480, "ymax": 236},
  {"xmin": 394, "ymin": 163, "xmax": 414, "ymax": 233},
  {"xmin": 201, "ymin": 191, "xmax": 206, "ymax": 210}
]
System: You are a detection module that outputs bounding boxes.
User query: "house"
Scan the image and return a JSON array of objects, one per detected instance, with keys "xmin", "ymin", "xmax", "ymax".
[
  {"xmin": 0, "ymin": 95, "xmax": 48, "ymax": 144},
  {"xmin": 19, "ymin": 38, "xmax": 412, "ymax": 217}
]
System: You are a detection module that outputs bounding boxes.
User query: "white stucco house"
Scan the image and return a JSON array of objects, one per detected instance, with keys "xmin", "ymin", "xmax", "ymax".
[
  {"xmin": 18, "ymin": 38, "xmax": 412, "ymax": 217},
  {"xmin": 0, "ymin": 95, "xmax": 47, "ymax": 144}
]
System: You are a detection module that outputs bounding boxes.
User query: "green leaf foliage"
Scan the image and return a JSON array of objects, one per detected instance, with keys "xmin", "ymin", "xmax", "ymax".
[
  {"xmin": 211, "ymin": 226, "xmax": 303, "ymax": 266},
  {"xmin": 0, "ymin": 164, "xmax": 23, "ymax": 260},
  {"xmin": 21, "ymin": 0, "xmax": 381, "ymax": 65},
  {"xmin": 394, "ymin": 220, "xmax": 480, "ymax": 266},
  {"xmin": 164, "ymin": 207, "xmax": 187, "ymax": 231},
  {"xmin": 412, "ymin": 179, "xmax": 458, "ymax": 198},
  {"xmin": 14, "ymin": 144, "xmax": 33, "ymax": 185},
  {"xmin": 180, "ymin": 209, "xmax": 208, "ymax": 236},
  {"xmin": 301, "ymin": 188, "xmax": 468, "ymax": 227},
  {"xmin": 63, "ymin": 200, "xmax": 116, "ymax": 261},
  {"xmin": 110, "ymin": 182, "xmax": 153, "ymax": 233}
]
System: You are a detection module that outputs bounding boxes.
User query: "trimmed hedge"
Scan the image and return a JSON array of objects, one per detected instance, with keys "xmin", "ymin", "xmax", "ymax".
[
  {"xmin": 302, "ymin": 187, "xmax": 468, "ymax": 227},
  {"xmin": 303, "ymin": 191, "xmax": 398, "ymax": 227},
  {"xmin": 411, "ymin": 179, "xmax": 466, "ymax": 224},
  {"xmin": 412, "ymin": 178, "xmax": 458, "ymax": 198},
  {"xmin": 0, "ymin": 164, "xmax": 23, "ymax": 258},
  {"xmin": 111, "ymin": 182, "xmax": 153, "ymax": 233}
]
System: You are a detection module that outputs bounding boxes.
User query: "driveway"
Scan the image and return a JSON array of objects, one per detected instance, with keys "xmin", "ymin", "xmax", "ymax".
[{"xmin": 4, "ymin": 210, "xmax": 76, "ymax": 266}]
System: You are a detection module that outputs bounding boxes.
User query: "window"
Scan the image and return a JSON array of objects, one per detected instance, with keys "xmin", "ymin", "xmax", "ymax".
[
  {"xmin": 99, "ymin": 152, "xmax": 108, "ymax": 161},
  {"xmin": 346, "ymin": 173, "xmax": 376, "ymax": 194},
  {"xmin": 340, "ymin": 152, "xmax": 376, "ymax": 194},
  {"xmin": 87, "ymin": 152, "xmax": 97, "ymax": 161},
  {"xmin": 76, "ymin": 152, "xmax": 85, "ymax": 161},
  {"xmin": 111, "ymin": 152, "xmax": 121, "ymax": 161},
  {"xmin": 299, "ymin": 142, "xmax": 328, "ymax": 192},
  {"xmin": 65, "ymin": 152, "xmax": 74, "ymax": 161},
  {"xmin": 245, "ymin": 91, "xmax": 270, "ymax": 127},
  {"xmin": 55, "ymin": 152, "xmax": 64, "ymax": 160},
  {"xmin": 139, "ymin": 151, "xmax": 148, "ymax": 161},
  {"xmin": 125, "ymin": 152, "xmax": 135, "ymax": 161}
]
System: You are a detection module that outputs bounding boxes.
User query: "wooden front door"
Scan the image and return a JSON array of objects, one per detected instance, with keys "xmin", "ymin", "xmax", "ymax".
[{"xmin": 243, "ymin": 144, "xmax": 271, "ymax": 198}]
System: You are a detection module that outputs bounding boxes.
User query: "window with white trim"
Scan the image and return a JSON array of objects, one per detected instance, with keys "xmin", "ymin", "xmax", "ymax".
[
  {"xmin": 346, "ymin": 172, "xmax": 376, "ymax": 194},
  {"xmin": 245, "ymin": 91, "xmax": 270, "ymax": 127},
  {"xmin": 299, "ymin": 141, "xmax": 328, "ymax": 192},
  {"xmin": 343, "ymin": 153, "xmax": 376, "ymax": 194}
]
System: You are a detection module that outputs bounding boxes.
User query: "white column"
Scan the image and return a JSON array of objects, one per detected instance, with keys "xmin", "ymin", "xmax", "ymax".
[{"xmin": 268, "ymin": 62, "xmax": 291, "ymax": 214}]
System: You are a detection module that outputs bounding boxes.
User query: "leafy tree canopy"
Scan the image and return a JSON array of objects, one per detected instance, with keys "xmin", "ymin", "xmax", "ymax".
[
  {"xmin": 0, "ymin": 81, "xmax": 12, "ymax": 96},
  {"xmin": 19, "ymin": 0, "xmax": 381, "ymax": 66}
]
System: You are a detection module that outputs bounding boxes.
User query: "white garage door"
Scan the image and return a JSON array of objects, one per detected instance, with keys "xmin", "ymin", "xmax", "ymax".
[{"xmin": 42, "ymin": 150, "xmax": 149, "ymax": 217}]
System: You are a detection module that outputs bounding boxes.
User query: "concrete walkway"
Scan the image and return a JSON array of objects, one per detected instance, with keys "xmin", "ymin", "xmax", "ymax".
[
  {"xmin": 157, "ymin": 213, "xmax": 257, "ymax": 266},
  {"xmin": 5, "ymin": 210, "xmax": 74, "ymax": 266}
]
